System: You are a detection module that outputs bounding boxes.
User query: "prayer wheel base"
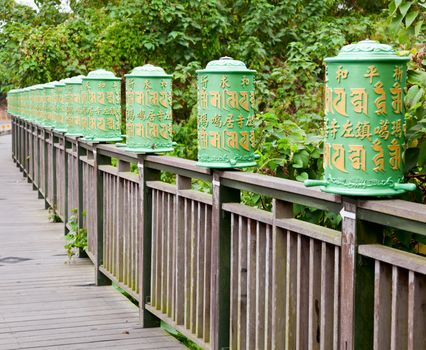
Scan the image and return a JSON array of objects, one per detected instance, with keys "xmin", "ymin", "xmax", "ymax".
[
  {"xmin": 320, "ymin": 184, "xmax": 413, "ymax": 197},
  {"xmin": 197, "ymin": 160, "xmax": 257, "ymax": 169}
]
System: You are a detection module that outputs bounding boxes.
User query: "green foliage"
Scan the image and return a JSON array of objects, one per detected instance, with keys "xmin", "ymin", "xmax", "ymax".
[
  {"xmin": 385, "ymin": 0, "xmax": 426, "ymax": 202},
  {"xmin": 64, "ymin": 208, "xmax": 87, "ymax": 260}
]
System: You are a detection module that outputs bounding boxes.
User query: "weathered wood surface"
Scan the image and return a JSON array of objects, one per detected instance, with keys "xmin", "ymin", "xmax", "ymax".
[{"xmin": 0, "ymin": 135, "xmax": 184, "ymax": 350}]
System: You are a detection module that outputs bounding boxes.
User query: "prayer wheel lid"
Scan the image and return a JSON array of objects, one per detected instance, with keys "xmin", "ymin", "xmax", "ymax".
[
  {"xmin": 84, "ymin": 69, "xmax": 121, "ymax": 81},
  {"xmin": 325, "ymin": 40, "xmax": 410, "ymax": 62},
  {"xmin": 197, "ymin": 56, "xmax": 256, "ymax": 73},
  {"xmin": 44, "ymin": 81, "xmax": 57, "ymax": 89},
  {"xmin": 66, "ymin": 75, "xmax": 85, "ymax": 85},
  {"xmin": 125, "ymin": 64, "xmax": 172, "ymax": 78}
]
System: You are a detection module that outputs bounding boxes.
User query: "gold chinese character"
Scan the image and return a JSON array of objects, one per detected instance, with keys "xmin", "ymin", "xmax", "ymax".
[
  {"xmin": 324, "ymin": 118, "xmax": 329, "ymax": 138},
  {"xmin": 220, "ymin": 75, "xmax": 230, "ymax": 89},
  {"xmin": 127, "ymin": 79, "xmax": 135, "ymax": 91},
  {"xmin": 388, "ymin": 139, "xmax": 401, "ymax": 170},
  {"xmin": 144, "ymin": 80, "xmax": 152, "ymax": 90},
  {"xmin": 237, "ymin": 115, "xmax": 244, "ymax": 128},
  {"xmin": 333, "ymin": 88, "xmax": 348, "ymax": 116},
  {"xmin": 390, "ymin": 82, "xmax": 403, "ymax": 114},
  {"xmin": 329, "ymin": 119, "xmax": 340, "ymax": 139},
  {"xmin": 198, "ymin": 114, "xmax": 208, "ymax": 129},
  {"xmin": 373, "ymin": 81, "xmax": 386, "ymax": 116},
  {"xmin": 246, "ymin": 115, "xmax": 254, "ymax": 127},
  {"xmin": 160, "ymin": 80, "xmax": 168, "ymax": 89},
  {"xmin": 393, "ymin": 66, "xmax": 403, "ymax": 82},
  {"xmin": 350, "ymin": 88, "xmax": 368, "ymax": 116},
  {"xmin": 364, "ymin": 65, "xmax": 379, "ymax": 84},
  {"xmin": 341, "ymin": 120, "xmax": 354, "ymax": 138},
  {"xmin": 375, "ymin": 120, "xmax": 390, "ymax": 140},
  {"xmin": 332, "ymin": 144, "xmax": 347, "ymax": 172},
  {"xmin": 211, "ymin": 114, "xmax": 222, "ymax": 127},
  {"xmin": 336, "ymin": 65, "xmax": 349, "ymax": 83},
  {"xmin": 372, "ymin": 139, "xmax": 384, "ymax": 173},
  {"xmin": 224, "ymin": 114, "xmax": 234, "ymax": 128},
  {"xmin": 241, "ymin": 76, "xmax": 250, "ymax": 86},
  {"xmin": 391, "ymin": 120, "xmax": 402, "ymax": 138},
  {"xmin": 355, "ymin": 122, "xmax": 372, "ymax": 141},
  {"xmin": 201, "ymin": 75, "xmax": 208, "ymax": 89},
  {"xmin": 349, "ymin": 145, "xmax": 366, "ymax": 171}
]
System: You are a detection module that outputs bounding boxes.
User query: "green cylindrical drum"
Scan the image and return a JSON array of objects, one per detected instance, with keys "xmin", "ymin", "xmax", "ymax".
[
  {"xmin": 81, "ymin": 69, "xmax": 122, "ymax": 142},
  {"xmin": 196, "ymin": 57, "xmax": 257, "ymax": 168},
  {"xmin": 44, "ymin": 82, "xmax": 57, "ymax": 128},
  {"xmin": 305, "ymin": 40, "xmax": 416, "ymax": 196},
  {"xmin": 53, "ymin": 80, "xmax": 68, "ymax": 132},
  {"xmin": 65, "ymin": 75, "xmax": 85, "ymax": 136},
  {"xmin": 123, "ymin": 64, "xmax": 173, "ymax": 152}
]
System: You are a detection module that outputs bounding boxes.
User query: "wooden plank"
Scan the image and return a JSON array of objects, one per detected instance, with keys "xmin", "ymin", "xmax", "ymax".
[
  {"xmin": 390, "ymin": 266, "xmax": 408, "ymax": 350},
  {"xmin": 296, "ymin": 234, "xmax": 309, "ymax": 350},
  {"xmin": 374, "ymin": 260, "xmax": 392, "ymax": 350},
  {"xmin": 0, "ymin": 134, "xmax": 183, "ymax": 350},
  {"xmin": 408, "ymin": 271, "xmax": 426, "ymax": 350},
  {"xmin": 359, "ymin": 244, "xmax": 426, "ymax": 275}
]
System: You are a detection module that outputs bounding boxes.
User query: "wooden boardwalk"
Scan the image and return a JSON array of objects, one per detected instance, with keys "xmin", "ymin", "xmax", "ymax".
[{"xmin": 0, "ymin": 134, "xmax": 184, "ymax": 350}]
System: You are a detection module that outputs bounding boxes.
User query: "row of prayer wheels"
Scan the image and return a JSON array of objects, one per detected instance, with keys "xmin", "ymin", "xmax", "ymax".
[
  {"xmin": 7, "ymin": 58, "xmax": 258, "ymax": 168},
  {"xmin": 7, "ymin": 42, "xmax": 417, "ymax": 196}
]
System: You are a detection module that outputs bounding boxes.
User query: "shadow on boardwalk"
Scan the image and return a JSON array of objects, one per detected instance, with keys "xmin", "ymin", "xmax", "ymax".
[{"xmin": 0, "ymin": 135, "xmax": 184, "ymax": 350}]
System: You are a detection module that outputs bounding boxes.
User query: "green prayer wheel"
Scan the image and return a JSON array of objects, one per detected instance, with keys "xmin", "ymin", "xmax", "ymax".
[
  {"xmin": 65, "ymin": 75, "xmax": 85, "ymax": 136},
  {"xmin": 53, "ymin": 80, "xmax": 68, "ymax": 132},
  {"xmin": 305, "ymin": 40, "xmax": 416, "ymax": 196},
  {"xmin": 44, "ymin": 82, "xmax": 57, "ymax": 128},
  {"xmin": 122, "ymin": 64, "xmax": 173, "ymax": 153},
  {"xmin": 81, "ymin": 69, "xmax": 122, "ymax": 142},
  {"xmin": 196, "ymin": 57, "xmax": 257, "ymax": 168}
]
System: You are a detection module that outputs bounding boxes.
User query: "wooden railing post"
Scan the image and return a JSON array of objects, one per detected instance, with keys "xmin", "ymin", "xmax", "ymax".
[
  {"xmin": 63, "ymin": 136, "xmax": 71, "ymax": 233},
  {"xmin": 94, "ymin": 147, "xmax": 111, "ymax": 286},
  {"xmin": 175, "ymin": 174, "xmax": 192, "ymax": 326},
  {"xmin": 339, "ymin": 197, "xmax": 383, "ymax": 349},
  {"xmin": 43, "ymin": 129, "xmax": 49, "ymax": 209},
  {"xmin": 137, "ymin": 156, "xmax": 161, "ymax": 327},
  {"xmin": 271, "ymin": 199, "xmax": 293, "ymax": 349},
  {"xmin": 210, "ymin": 171, "xmax": 240, "ymax": 350}
]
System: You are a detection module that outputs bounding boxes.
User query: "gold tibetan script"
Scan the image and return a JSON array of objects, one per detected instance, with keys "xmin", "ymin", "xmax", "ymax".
[
  {"xmin": 388, "ymin": 139, "xmax": 401, "ymax": 170},
  {"xmin": 350, "ymin": 88, "xmax": 368, "ymax": 116},
  {"xmin": 349, "ymin": 145, "xmax": 366, "ymax": 172},
  {"xmin": 390, "ymin": 82, "xmax": 403, "ymax": 114},
  {"xmin": 373, "ymin": 82, "xmax": 386, "ymax": 116},
  {"xmin": 333, "ymin": 88, "xmax": 348, "ymax": 116},
  {"xmin": 372, "ymin": 139, "xmax": 384, "ymax": 173},
  {"xmin": 332, "ymin": 144, "xmax": 346, "ymax": 172}
]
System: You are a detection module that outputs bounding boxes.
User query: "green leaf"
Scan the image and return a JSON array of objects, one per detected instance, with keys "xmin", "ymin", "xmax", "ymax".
[
  {"xmin": 407, "ymin": 70, "xmax": 426, "ymax": 88},
  {"xmin": 399, "ymin": 1, "xmax": 413, "ymax": 17},
  {"xmin": 404, "ymin": 147, "xmax": 419, "ymax": 172},
  {"xmin": 295, "ymin": 172, "xmax": 308, "ymax": 182},
  {"xmin": 418, "ymin": 141, "xmax": 426, "ymax": 166},
  {"xmin": 405, "ymin": 10, "xmax": 419, "ymax": 28},
  {"xmin": 394, "ymin": 0, "xmax": 403, "ymax": 8},
  {"xmin": 414, "ymin": 20, "xmax": 423, "ymax": 37},
  {"xmin": 405, "ymin": 85, "xmax": 424, "ymax": 109}
]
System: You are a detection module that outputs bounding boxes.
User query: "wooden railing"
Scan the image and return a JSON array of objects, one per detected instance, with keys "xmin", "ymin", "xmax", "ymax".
[{"xmin": 11, "ymin": 115, "xmax": 426, "ymax": 350}]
